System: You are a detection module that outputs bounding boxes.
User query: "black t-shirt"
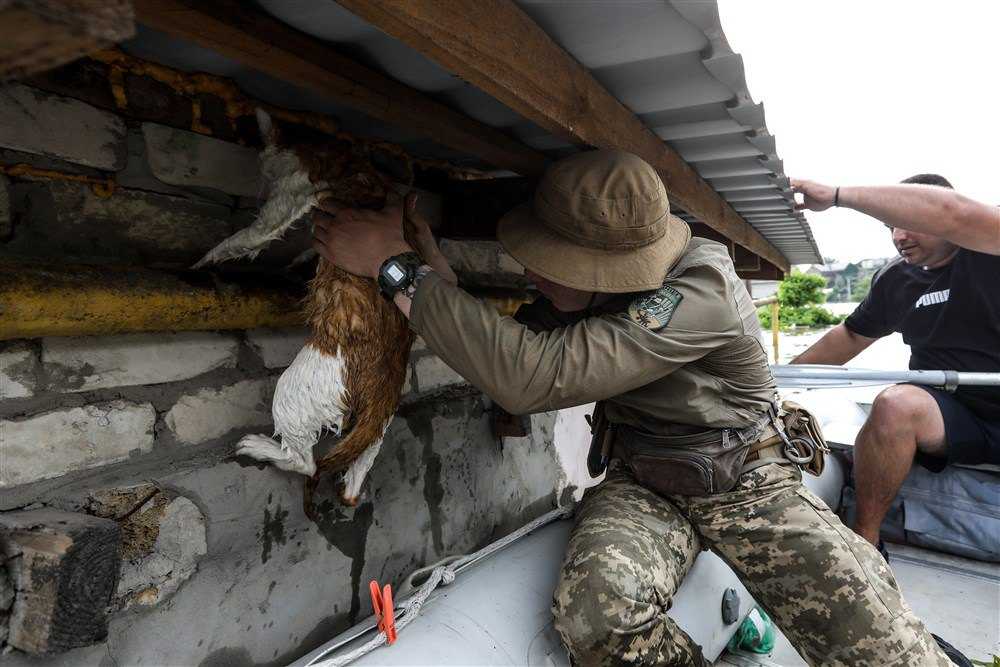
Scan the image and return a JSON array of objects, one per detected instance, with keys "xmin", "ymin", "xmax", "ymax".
[{"xmin": 845, "ymin": 249, "xmax": 1000, "ymax": 420}]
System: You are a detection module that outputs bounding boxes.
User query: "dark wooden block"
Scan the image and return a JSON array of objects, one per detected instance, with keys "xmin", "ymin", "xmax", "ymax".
[
  {"xmin": 0, "ymin": 0, "xmax": 135, "ymax": 81},
  {"xmin": 0, "ymin": 509, "xmax": 121, "ymax": 655}
]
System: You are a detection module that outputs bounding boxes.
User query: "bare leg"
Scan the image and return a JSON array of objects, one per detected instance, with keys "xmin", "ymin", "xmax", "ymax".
[{"xmin": 853, "ymin": 385, "xmax": 946, "ymax": 544}]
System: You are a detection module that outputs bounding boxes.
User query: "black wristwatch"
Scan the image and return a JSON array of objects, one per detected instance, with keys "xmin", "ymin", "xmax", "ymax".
[{"xmin": 377, "ymin": 251, "xmax": 425, "ymax": 300}]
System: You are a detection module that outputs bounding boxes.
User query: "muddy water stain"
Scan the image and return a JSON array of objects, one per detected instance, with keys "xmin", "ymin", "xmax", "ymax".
[
  {"xmin": 259, "ymin": 504, "xmax": 289, "ymax": 564},
  {"xmin": 310, "ymin": 499, "xmax": 375, "ymax": 624},
  {"xmin": 403, "ymin": 406, "xmax": 445, "ymax": 554}
]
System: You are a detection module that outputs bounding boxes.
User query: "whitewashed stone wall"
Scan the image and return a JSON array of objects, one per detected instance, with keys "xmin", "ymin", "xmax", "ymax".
[
  {"xmin": 0, "ymin": 79, "xmax": 579, "ymax": 666},
  {"xmin": 0, "ymin": 326, "xmax": 579, "ymax": 666}
]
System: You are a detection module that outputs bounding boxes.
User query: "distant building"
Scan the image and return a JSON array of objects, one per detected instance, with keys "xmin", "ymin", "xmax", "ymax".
[
  {"xmin": 805, "ymin": 261, "xmax": 848, "ymax": 278},
  {"xmin": 799, "ymin": 257, "xmax": 894, "ymax": 302},
  {"xmin": 859, "ymin": 257, "xmax": 890, "ymax": 270}
]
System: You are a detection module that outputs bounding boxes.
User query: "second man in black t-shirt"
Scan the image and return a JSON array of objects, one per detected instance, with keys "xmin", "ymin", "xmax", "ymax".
[{"xmin": 790, "ymin": 173, "xmax": 1000, "ymax": 550}]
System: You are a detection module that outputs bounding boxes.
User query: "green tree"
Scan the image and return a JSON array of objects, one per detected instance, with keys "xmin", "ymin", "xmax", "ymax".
[
  {"xmin": 851, "ymin": 275, "xmax": 872, "ymax": 302},
  {"xmin": 777, "ymin": 272, "xmax": 826, "ymax": 307},
  {"xmin": 759, "ymin": 272, "xmax": 845, "ymax": 330}
]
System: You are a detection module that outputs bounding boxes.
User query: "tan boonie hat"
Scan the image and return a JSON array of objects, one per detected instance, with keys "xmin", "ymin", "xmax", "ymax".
[{"xmin": 497, "ymin": 149, "xmax": 690, "ymax": 293}]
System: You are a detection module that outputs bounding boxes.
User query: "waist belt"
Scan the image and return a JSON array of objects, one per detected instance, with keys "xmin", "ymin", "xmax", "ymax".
[
  {"xmin": 614, "ymin": 418, "xmax": 771, "ymax": 453},
  {"xmin": 611, "ymin": 419, "xmax": 777, "ymax": 462},
  {"xmin": 587, "ymin": 401, "xmax": 828, "ymax": 494},
  {"xmin": 741, "ymin": 434, "xmax": 787, "ymax": 475}
]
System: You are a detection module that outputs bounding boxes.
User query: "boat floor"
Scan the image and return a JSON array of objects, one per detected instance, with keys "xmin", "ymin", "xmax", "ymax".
[{"xmin": 716, "ymin": 542, "xmax": 1000, "ymax": 665}]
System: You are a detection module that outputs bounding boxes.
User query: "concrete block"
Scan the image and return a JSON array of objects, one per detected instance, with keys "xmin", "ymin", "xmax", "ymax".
[
  {"xmin": 142, "ymin": 123, "xmax": 261, "ymax": 198},
  {"xmin": 166, "ymin": 378, "xmax": 276, "ymax": 445},
  {"xmin": 0, "ymin": 401, "xmax": 155, "ymax": 488},
  {"xmin": 439, "ymin": 238, "xmax": 528, "ymax": 288},
  {"xmin": 42, "ymin": 332, "xmax": 238, "ymax": 393},
  {"xmin": 46, "ymin": 181, "xmax": 234, "ymax": 266},
  {"xmin": 120, "ymin": 495, "xmax": 206, "ymax": 607},
  {"xmin": 0, "ymin": 173, "xmax": 10, "ymax": 238},
  {"xmin": 0, "ymin": 343, "xmax": 38, "ymax": 399},
  {"xmin": 0, "ymin": 85, "xmax": 126, "ymax": 170},
  {"xmin": 439, "ymin": 238, "xmax": 501, "ymax": 273},
  {"xmin": 414, "ymin": 354, "xmax": 466, "ymax": 392},
  {"xmin": 117, "ymin": 128, "xmax": 233, "ymax": 206},
  {"xmin": 402, "ymin": 366, "xmax": 413, "ymax": 395},
  {"xmin": 246, "ymin": 328, "xmax": 310, "ymax": 369},
  {"xmin": 497, "ymin": 249, "xmax": 525, "ymax": 275},
  {"xmin": 87, "ymin": 484, "xmax": 207, "ymax": 609}
]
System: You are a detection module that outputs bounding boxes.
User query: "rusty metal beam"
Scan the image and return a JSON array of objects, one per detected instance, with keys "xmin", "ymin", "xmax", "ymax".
[{"xmin": 337, "ymin": 0, "xmax": 790, "ymax": 273}]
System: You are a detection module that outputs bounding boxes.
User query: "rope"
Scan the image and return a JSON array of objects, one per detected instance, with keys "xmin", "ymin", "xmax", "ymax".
[{"xmin": 305, "ymin": 505, "xmax": 574, "ymax": 667}]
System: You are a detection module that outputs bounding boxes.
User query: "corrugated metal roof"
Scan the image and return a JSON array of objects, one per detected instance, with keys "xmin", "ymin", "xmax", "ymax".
[{"xmin": 122, "ymin": 0, "xmax": 822, "ymax": 265}]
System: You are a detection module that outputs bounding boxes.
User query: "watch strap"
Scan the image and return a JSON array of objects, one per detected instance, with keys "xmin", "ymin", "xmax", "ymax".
[
  {"xmin": 378, "ymin": 251, "xmax": 425, "ymax": 300},
  {"xmin": 402, "ymin": 264, "xmax": 433, "ymax": 300}
]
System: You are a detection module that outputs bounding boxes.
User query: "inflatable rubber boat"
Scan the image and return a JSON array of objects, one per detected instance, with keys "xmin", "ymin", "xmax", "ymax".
[{"xmin": 292, "ymin": 368, "xmax": 1000, "ymax": 666}]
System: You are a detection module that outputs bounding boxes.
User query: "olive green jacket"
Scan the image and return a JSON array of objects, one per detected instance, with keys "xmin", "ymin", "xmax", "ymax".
[{"xmin": 409, "ymin": 238, "xmax": 776, "ymax": 433}]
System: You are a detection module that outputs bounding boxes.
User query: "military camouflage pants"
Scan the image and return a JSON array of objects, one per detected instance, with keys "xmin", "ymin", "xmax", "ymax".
[{"xmin": 552, "ymin": 461, "xmax": 950, "ymax": 666}]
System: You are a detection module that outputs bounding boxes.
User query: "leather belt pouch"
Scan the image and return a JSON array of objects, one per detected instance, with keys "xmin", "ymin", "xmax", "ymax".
[
  {"xmin": 780, "ymin": 400, "xmax": 829, "ymax": 476},
  {"xmin": 618, "ymin": 427, "xmax": 752, "ymax": 496}
]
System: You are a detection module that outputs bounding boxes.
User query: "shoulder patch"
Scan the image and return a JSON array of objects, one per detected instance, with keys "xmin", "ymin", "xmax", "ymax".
[{"xmin": 627, "ymin": 285, "xmax": 683, "ymax": 330}]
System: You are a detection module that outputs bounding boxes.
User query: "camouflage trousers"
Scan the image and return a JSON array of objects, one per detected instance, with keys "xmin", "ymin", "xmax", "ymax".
[{"xmin": 552, "ymin": 461, "xmax": 951, "ymax": 666}]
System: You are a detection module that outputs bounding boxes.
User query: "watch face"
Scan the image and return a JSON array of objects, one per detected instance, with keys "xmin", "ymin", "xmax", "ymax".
[{"xmin": 384, "ymin": 261, "xmax": 408, "ymax": 287}]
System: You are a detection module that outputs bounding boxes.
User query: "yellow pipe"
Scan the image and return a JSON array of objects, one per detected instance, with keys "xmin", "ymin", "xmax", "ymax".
[
  {"xmin": 0, "ymin": 263, "xmax": 527, "ymax": 339},
  {"xmin": 0, "ymin": 163, "xmax": 116, "ymax": 197},
  {"xmin": 771, "ymin": 300, "xmax": 780, "ymax": 363},
  {"xmin": 0, "ymin": 263, "xmax": 304, "ymax": 340}
]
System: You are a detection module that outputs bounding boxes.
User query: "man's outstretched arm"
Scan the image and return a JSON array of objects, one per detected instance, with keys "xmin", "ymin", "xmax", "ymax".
[
  {"xmin": 792, "ymin": 179, "xmax": 1000, "ymax": 255},
  {"xmin": 791, "ymin": 323, "xmax": 877, "ymax": 365}
]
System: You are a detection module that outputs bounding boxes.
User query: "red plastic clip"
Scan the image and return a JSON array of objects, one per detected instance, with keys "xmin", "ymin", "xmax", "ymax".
[{"xmin": 369, "ymin": 580, "xmax": 397, "ymax": 645}]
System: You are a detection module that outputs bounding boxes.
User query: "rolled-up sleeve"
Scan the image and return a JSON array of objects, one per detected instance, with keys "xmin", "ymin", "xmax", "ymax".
[{"xmin": 409, "ymin": 270, "xmax": 738, "ymax": 414}]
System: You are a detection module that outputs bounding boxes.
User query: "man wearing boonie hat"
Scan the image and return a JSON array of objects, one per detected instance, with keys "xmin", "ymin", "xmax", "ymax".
[{"xmin": 312, "ymin": 150, "xmax": 950, "ymax": 666}]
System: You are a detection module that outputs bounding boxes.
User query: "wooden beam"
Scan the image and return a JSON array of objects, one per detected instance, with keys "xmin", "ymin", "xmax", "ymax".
[
  {"xmin": 733, "ymin": 243, "xmax": 762, "ymax": 272},
  {"xmin": 689, "ymin": 222, "xmax": 736, "ymax": 259},
  {"xmin": 0, "ymin": 0, "xmax": 135, "ymax": 80},
  {"xmin": 737, "ymin": 259, "xmax": 785, "ymax": 281},
  {"xmin": 337, "ymin": 0, "xmax": 790, "ymax": 273},
  {"xmin": 132, "ymin": 0, "xmax": 547, "ymax": 176}
]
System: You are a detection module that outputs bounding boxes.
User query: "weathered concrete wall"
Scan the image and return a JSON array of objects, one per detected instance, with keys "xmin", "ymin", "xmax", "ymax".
[
  {"xmin": 0, "ymin": 327, "xmax": 580, "ymax": 665},
  {"xmin": 0, "ymin": 80, "xmax": 589, "ymax": 665}
]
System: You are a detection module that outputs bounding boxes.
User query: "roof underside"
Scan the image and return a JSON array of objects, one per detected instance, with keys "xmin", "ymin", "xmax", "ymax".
[{"xmin": 121, "ymin": 0, "xmax": 822, "ymax": 265}]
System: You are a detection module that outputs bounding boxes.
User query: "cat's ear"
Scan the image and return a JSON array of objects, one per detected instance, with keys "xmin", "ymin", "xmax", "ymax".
[{"xmin": 255, "ymin": 108, "xmax": 279, "ymax": 146}]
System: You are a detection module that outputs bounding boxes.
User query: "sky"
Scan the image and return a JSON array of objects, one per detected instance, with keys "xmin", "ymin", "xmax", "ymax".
[{"xmin": 717, "ymin": 1, "xmax": 1000, "ymax": 264}]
